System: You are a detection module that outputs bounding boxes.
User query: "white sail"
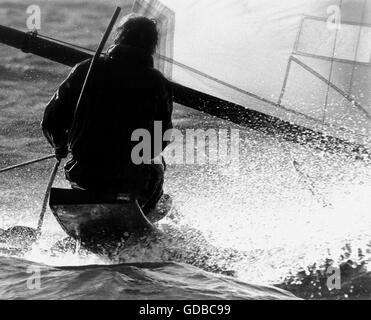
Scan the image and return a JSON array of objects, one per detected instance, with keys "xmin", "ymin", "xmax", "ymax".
[{"xmin": 133, "ymin": 0, "xmax": 371, "ymax": 146}]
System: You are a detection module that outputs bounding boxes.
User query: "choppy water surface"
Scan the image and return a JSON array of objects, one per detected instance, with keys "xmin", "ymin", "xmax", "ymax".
[{"xmin": 1, "ymin": 123, "xmax": 370, "ymax": 300}]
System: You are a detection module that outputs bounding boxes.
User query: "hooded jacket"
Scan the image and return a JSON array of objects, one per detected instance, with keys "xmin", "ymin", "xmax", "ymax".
[{"xmin": 42, "ymin": 45, "xmax": 173, "ymax": 185}]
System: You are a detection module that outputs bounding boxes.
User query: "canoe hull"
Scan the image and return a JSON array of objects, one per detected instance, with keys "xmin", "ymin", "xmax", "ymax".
[{"xmin": 49, "ymin": 188, "xmax": 154, "ymax": 244}]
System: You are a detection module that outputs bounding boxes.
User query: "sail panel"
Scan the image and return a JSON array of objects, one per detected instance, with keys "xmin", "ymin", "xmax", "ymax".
[{"xmin": 134, "ymin": 0, "xmax": 371, "ymax": 146}]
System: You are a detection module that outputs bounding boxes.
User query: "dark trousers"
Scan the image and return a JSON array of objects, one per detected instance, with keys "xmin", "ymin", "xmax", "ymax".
[{"xmin": 65, "ymin": 160, "xmax": 165, "ymax": 215}]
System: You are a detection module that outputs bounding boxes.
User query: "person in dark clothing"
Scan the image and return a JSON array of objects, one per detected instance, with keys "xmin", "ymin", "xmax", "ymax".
[{"xmin": 42, "ymin": 15, "xmax": 173, "ymax": 215}]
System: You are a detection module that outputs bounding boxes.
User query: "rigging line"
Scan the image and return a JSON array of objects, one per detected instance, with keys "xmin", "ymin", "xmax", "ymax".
[
  {"xmin": 348, "ymin": 0, "xmax": 368, "ymax": 96},
  {"xmin": 293, "ymin": 50, "xmax": 371, "ymax": 67},
  {"xmin": 282, "ymin": 143, "xmax": 333, "ymax": 208},
  {"xmin": 322, "ymin": 0, "xmax": 344, "ymax": 127},
  {"xmin": 38, "ymin": 34, "xmax": 97, "ymax": 54},
  {"xmin": 292, "ymin": 158, "xmax": 333, "ymax": 208}
]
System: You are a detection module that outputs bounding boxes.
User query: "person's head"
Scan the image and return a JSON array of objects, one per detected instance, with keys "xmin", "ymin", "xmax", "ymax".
[{"xmin": 114, "ymin": 14, "xmax": 159, "ymax": 55}]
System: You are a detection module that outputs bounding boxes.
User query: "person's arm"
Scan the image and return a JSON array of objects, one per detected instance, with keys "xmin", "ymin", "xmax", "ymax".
[
  {"xmin": 41, "ymin": 61, "xmax": 88, "ymax": 159},
  {"xmin": 157, "ymin": 78, "xmax": 173, "ymax": 152},
  {"xmin": 145, "ymin": 75, "xmax": 173, "ymax": 163}
]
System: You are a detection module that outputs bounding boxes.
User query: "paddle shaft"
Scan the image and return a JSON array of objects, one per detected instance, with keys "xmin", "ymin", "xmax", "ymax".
[
  {"xmin": 36, "ymin": 160, "xmax": 61, "ymax": 234},
  {"xmin": 69, "ymin": 7, "xmax": 121, "ymax": 145},
  {"xmin": 0, "ymin": 155, "xmax": 55, "ymax": 174}
]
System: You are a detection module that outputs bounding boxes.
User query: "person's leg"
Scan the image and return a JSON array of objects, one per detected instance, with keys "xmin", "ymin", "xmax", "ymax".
[
  {"xmin": 65, "ymin": 159, "xmax": 166, "ymax": 215},
  {"xmin": 66, "ymin": 160, "xmax": 127, "ymax": 193},
  {"xmin": 135, "ymin": 163, "xmax": 165, "ymax": 215}
]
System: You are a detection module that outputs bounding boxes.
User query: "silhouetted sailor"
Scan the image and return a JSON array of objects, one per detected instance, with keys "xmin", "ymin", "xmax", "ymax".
[{"xmin": 42, "ymin": 15, "xmax": 173, "ymax": 216}]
